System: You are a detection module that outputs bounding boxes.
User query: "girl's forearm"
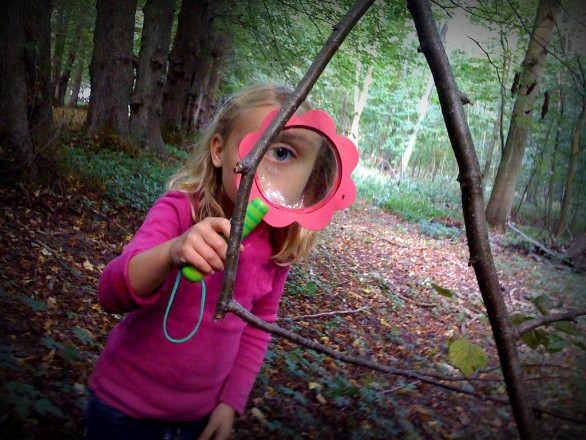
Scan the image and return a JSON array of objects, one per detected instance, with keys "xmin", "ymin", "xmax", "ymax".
[{"xmin": 128, "ymin": 239, "xmax": 177, "ymax": 298}]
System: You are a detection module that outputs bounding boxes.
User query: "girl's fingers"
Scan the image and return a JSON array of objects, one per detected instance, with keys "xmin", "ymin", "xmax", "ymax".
[{"xmin": 177, "ymin": 217, "xmax": 247, "ymax": 274}]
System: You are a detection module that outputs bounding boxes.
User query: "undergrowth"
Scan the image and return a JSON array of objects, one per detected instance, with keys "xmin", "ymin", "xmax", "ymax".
[
  {"xmin": 353, "ymin": 165, "xmax": 462, "ymax": 224},
  {"xmin": 55, "ymin": 137, "xmax": 188, "ymax": 212}
]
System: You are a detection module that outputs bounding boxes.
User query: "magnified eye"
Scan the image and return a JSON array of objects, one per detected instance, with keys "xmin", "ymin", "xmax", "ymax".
[{"xmin": 268, "ymin": 144, "xmax": 295, "ymax": 162}]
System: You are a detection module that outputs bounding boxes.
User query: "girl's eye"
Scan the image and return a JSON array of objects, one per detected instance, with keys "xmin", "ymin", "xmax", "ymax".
[{"xmin": 269, "ymin": 145, "xmax": 295, "ymax": 162}]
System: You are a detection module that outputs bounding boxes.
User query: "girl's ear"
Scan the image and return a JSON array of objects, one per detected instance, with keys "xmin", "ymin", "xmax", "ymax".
[{"xmin": 210, "ymin": 134, "xmax": 224, "ymax": 168}]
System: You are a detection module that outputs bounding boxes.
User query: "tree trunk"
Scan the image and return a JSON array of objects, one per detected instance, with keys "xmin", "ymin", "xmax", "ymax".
[
  {"xmin": 185, "ymin": 26, "xmax": 229, "ymax": 139},
  {"xmin": 161, "ymin": 0, "xmax": 209, "ymax": 141},
  {"xmin": 349, "ymin": 58, "xmax": 374, "ymax": 148},
  {"xmin": 51, "ymin": 0, "xmax": 69, "ymax": 104},
  {"xmin": 485, "ymin": 0, "xmax": 560, "ymax": 230},
  {"xmin": 0, "ymin": 1, "xmax": 38, "ymax": 181},
  {"xmin": 25, "ymin": 0, "xmax": 55, "ymax": 153},
  {"xmin": 400, "ymin": 23, "xmax": 447, "ymax": 178},
  {"xmin": 129, "ymin": 0, "xmax": 176, "ymax": 152},
  {"xmin": 66, "ymin": 58, "xmax": 84, "ymax": 107},
  {"xmin": 86, "ymin": 0, "xmax": 137, "ymax": 140},
  {"xmin": 55, "ymin": 17, "xmax": 85, "ymax": 107},
  {"xmin": 555, "ymin": 95, "xmax": 586, "ymax": 237}
]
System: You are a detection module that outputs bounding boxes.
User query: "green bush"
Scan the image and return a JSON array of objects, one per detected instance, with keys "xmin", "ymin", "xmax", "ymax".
[{"xmin": 353, "ymin": 165, "xmax": 461, "ymax": 223}]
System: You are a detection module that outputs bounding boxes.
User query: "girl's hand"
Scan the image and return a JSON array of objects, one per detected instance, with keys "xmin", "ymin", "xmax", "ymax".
[
  {"xmin": 198, "ymin": 402, "xmax": 235, "ymax": 440},
  {"xmin": 170, "ymin": 217, "xmax": 241, "ymax": 276}
]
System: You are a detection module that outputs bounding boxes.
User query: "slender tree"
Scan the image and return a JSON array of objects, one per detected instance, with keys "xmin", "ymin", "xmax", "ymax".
[
  {"xmin": 400, "ymin": 23, "xmax": 448, "ymax": 177},
  {"xmin": 129, "ymin": 0, "xmax": 176, "ymax": 152},
  {"xmin": 555, "ymin": 94, "xmax": 585, "ymax": 237},
  {"xmin": 485, "ymin": 0, "xmax": 560, "ymax": 230},
  {"xmin": 86, "ymin": 0, "xmax": 137, "ymax": 139},
  {"xmin": 51, "ymin": 0, "xmax": 69, "ymax": 104}
]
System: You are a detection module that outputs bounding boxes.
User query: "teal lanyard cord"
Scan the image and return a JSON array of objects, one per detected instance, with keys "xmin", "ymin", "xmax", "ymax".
[{"xmin": 163, "ymin": 271, "xmax": 206, "ymax": 344}]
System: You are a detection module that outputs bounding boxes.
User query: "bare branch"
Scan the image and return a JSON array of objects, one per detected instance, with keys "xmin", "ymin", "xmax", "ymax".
[
  {"xmin": 515, "ymin": 309, "xmax": 586, "ymax": 337},
  {"xmin": 506, "ymin": 222, "xmax": 568, "ymax": 262},
  {"xmin": 227, "ymin": 300, "xmax": 586, "ymax": 424},
  {"xmin": 216, "ymin": 0, "xmax": 377, "ymax": 319}
]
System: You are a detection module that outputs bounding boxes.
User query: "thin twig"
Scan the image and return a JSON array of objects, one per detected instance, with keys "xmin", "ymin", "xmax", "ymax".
[{"xmin": 278, "ymin": 306, "xmax": 369, "ymax": 321}]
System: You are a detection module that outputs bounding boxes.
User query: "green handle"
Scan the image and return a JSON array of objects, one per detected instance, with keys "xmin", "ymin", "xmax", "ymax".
[{"xmin": 181, "ymin": 198, "xmax": 269, "ymax": 282}]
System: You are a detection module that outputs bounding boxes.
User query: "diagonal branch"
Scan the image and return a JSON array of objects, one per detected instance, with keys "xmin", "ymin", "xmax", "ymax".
[
  {"xmin": 215, "ymin": 0, "xmax": 376, "ymax": 319},
  {"xmin": 407, "ymin": 0, "xmax": 539, "ymax": 438}
]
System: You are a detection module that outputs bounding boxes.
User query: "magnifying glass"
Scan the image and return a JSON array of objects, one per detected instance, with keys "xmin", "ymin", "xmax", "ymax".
[
  {"xmin": 238, "ymin": 109, "xmax": 358, "ymax": 230},
  {"xmin": 181, "ymin": 109, "xmax": 358, "ymax": 282}
]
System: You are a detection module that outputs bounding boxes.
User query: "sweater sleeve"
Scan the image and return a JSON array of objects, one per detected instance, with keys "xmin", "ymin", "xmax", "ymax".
[
  {"xmin": 98, "ymin": 192, "xmax": 189, "ymax": 314},
  {"xmin": 218, "ymin": 265, "xmax": 289, "ymax": 414}
]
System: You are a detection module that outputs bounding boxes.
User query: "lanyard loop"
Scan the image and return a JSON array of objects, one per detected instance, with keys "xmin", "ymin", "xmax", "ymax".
[{"xmin": 163, "ymin": 271, "xmax": 206, "ymax": 344}]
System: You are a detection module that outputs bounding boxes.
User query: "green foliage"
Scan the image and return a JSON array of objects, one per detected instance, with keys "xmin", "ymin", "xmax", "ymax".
[
  {"xmin": 510, "ymin": 299, "xmax": 585, "ymax": 354},
  {"xmin": 418, "ymin": 220, "xmax": 461, "ymax": 240},
  {"xmin": 353, "ymin": 165, "xmax": 460, "ymax": 223},
  {"xmin": 1, "ymin": 381, "xmax": 63, "ymax": 420},
  {"xmin": 447, "ymin": 338, "xmax": 489, "ymax": 376},
  {"xmin": 17, "ymin": 295, "xmax": 47, "ymax": 313},
  {"xmin": 58, "ymin": 141, "xmax": 187, "ymax": 212}
]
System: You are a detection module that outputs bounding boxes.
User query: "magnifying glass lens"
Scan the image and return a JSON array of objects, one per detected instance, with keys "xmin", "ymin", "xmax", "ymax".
[{"xmin": 257, "ymin": 128, "xmax": 338, "ymax": 210}]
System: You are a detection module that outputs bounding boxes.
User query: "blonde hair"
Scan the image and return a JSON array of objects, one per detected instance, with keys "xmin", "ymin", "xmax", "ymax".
[{"xmin": 168, "ymin": 83, "xmax": 319, "ymax": 264}]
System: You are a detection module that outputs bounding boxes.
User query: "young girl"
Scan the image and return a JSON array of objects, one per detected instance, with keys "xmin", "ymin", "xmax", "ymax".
[{"xmin": 83, "ymin": 83, "xmax": 320, "ymax": 440}]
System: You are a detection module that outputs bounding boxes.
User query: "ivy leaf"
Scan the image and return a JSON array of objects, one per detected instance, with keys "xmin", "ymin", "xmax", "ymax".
[
  {"xmin": 73, "ymin": 326, "xmax": 94, "ymax": 346},
  {"xmin": 33, "ymin": 398, "xmax": 64, "ymax": 418},
  {"xmin": 532, "ymin": 295, "xmax": 553, "ymax": 316},
  {"xmin": 543, "ymin": 334, "xmax": 572, "ymax": 353},
  {"xmin": 447, "ymin": 338, "xmax": 488, "ymax": 376},
  {"xmin": 520, "ymin": 329, "xmax": 548, "ymax": 350},
  {"xmin": 553, "ymin": 321, "xmax": 583, "ymax": 337},
  {"xmin": 431, "ymin": 283, "xmax": 453, "ymax": 298}
]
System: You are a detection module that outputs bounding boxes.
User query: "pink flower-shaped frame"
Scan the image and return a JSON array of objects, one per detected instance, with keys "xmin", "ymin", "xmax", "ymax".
[{"xmin": 237, "ymin": 109, "xmax": 358, "ymax": 230}]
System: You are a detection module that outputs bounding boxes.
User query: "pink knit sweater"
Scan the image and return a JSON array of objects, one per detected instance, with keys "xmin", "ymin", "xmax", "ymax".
[{"xmin": 89, "ymin": 191, "xmax": 289, "ymax": 421}]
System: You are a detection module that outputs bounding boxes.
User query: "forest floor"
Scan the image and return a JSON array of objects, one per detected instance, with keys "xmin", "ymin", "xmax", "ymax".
[{"xmin": 1, "ymin": 183, "xmax": 585, "ymax": 439}]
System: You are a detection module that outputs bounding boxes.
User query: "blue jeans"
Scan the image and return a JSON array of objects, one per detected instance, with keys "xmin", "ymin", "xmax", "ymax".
[{"xmin": 82, "ymin": 390, "xmax": 209, "ymax": 440}]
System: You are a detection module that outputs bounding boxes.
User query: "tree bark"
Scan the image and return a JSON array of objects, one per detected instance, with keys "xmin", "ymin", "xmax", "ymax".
[
  {"xmin": 407, "ymin": 0, "xmax": 539, "ymax": 438},
  {"xmin": 0, "ymin": 0, "xmax": 39, "ymax": 181},
  {"xmin": 129, "ymin": 0, "xmax": 176, "ymax": 152},
  {"xmin": 161, "ymin": 0, "xmax": 209, "ymax": 141},
  {"xmin": 485, "ymin": 0, "xmax": 560, "ymax": 231},
  {"xmin": 86, "ymin": 0, "xmax": 137, "ymax": 139},
  {"xmin": 184, "ymin": 27, "xmax": 229, "ymax": 140},
  {"xmin": 66, "ymin": 58, "xmax": 84, "ymax": 107},
  {"xmin": 555, "ymin": 95, "xmax": 586, "ymax": 237}
]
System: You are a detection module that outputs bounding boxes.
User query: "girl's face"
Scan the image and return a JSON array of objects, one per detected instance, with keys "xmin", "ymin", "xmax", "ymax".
[
  {"xmin": 210, "ymin": 105, "xmax": 280, "ymax": 214},
  {"xmin": 210, "ymin": 105, "xmax": 332, "ymax": 215}
]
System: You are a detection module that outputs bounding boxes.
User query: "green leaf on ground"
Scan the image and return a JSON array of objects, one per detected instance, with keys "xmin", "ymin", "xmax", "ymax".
[{"xmin": 431, "ymin": 283, "xmax": 453, "ymax": 298}]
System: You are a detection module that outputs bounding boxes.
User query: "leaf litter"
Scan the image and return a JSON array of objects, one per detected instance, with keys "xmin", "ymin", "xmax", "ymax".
[{"xmin": 1, "ymin": 187, "xmax": 584, "ymax": 439}]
